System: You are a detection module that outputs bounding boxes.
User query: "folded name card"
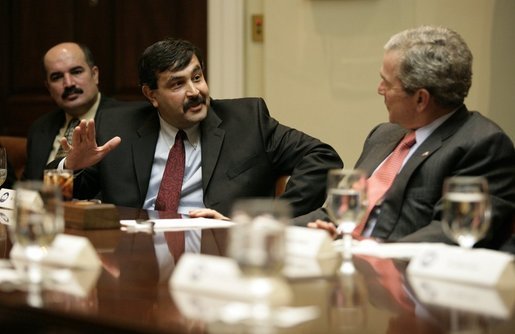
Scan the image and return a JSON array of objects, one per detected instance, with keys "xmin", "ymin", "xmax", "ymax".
[
  {"xmin": 10, "ymin": 234, "xmax": 101, "ymax": 269},
  {"xmin": 286, "ymin": 226, "xmax": 338, "ymax": 259},
  {"xmin": 0, "ymin": 188, "xmax": 15, "ymax": 210},
  {"xmin": 0, "ymin": 208, "xmax": 13, "ymax": 225},
  {"xmin": 408, "ymin": 275, "xmax": 515, "ymax": 318},
  {"xmin": 283, "ymin": 255, "xmax": 341, "ymax": 279},
  {"xmin": 170, "ymin": 253, "xmax": 292, "ymax": 305},
  {"xmin": 407, "ymin": 244, "xmax": 515, "ymax": 288}
]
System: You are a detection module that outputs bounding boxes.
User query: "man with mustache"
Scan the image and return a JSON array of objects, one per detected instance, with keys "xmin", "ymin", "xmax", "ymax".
[
  {"xmin": 50, "ymin": 38, "xmax": 343, "ymax": 217},
  {"xmin": 23, "ymin": 42, "xmax": 135, "ymax": 180}
]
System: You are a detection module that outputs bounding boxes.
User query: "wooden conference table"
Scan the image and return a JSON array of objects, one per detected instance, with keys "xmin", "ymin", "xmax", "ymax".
[{"xmin": 0, "ymin": 206, "xmax": 514, "ymax": 334}]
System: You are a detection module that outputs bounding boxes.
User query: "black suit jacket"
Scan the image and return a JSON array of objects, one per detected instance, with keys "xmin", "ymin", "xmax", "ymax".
[
  {"xmin": 70, "ymin": 97, "xmax": 343, "ymax": 217},
  {"xmin": 294, "ymin": 106, "xmax": 515, "ymax": 249},
  {"xmin": 24, "ymin": 96, "xmax": 128, "ymax": 180}
]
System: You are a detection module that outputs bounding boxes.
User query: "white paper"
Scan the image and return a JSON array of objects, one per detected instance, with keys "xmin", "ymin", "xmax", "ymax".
[{"xmin": 120, "ymin": 217, "xmax": 234, "ymax": 231}]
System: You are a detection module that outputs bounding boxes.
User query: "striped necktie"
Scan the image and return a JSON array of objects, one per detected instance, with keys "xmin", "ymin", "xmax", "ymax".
[{"xmin": 55, "ymin": 118, "xmax": 80, "ymax": 159}]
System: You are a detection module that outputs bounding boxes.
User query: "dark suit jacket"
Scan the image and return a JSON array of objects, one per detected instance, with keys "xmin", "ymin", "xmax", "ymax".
[
  {"xmin": 23, "ymin": 96, "xmax": 127, "ymax": 180},
  {"xmin": 294, "ymin": 106, "xmax": 515, "ymax": 249},
  {"xmin": 70, "ymin": 97, "xmax": 343, "ymax": 217}
]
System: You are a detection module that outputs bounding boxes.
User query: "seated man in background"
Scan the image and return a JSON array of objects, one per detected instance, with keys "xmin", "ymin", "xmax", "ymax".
[
  {"xmin": 51, "ymin": 38, "xmax": 343, "ymax": 217},
  {"xmin": 294, "ymin": 26, "xmax": 515, "ymax": 249},
  {"xmin": 23, "ymin": 42, "xmax": 136, "ymax": 180}
]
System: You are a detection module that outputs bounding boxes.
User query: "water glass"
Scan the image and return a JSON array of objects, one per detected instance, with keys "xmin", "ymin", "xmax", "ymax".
[
  {"xmin": 228, "ymin": 198, "xmax": 291, "ymax": 277},
  {"xmin": 9, "ymin": 181, "xmax": 64, "ymax": 284},
  {"xmin": 441, "ymin": 176, "xmax": 491, "ymax": 248}
]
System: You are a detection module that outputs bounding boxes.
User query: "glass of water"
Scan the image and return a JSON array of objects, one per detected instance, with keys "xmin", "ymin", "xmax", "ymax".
[
  {"xmin": 441, "ymin": 176, "xmax": 491, "ymax": 248},
  {"xmin": 9, "ymin": 181, "xmax": 64, "ymax": 284},
  {"xmin": 326, "ymin": 169, "xmax": 368, "ymax": 260}
]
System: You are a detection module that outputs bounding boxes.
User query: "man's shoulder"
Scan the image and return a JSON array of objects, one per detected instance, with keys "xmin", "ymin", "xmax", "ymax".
[
  {"xmin": 29, "ymin": 109, "xmax": 64, "ymax": 131},
  {"xmin": 209, "ymin": 97, "xmax": 269, "ymax": 121}
]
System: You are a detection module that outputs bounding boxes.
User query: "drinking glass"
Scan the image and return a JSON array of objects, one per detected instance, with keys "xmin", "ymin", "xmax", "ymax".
[
  {"xmin": 227, "ymin": 198, "xmax": 293, "ymax": 320},
  {"xmin": 9, "ymin": 181, "xmax": 64, "ymax": 284},
  {"xmin": 228, "ymin": 198, "xmax": 291, "ymax": 278},
  {"xmin": 44, "ymin": 169, "xmax": 74, "ymax": 201},
  {"xmin": 0, "ymin": 147, "xmax": 7, "ymax": 187},
  {"xmin": 441, "ymin": 176, "xmax": 491, "ymax": 248},
  {"xmin": 326, "ymin": 169, "xmax": 368, "ymax": 261}
]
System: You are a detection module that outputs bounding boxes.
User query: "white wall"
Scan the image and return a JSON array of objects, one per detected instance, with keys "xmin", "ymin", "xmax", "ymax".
[
  {"xmin": 209, "ymin": 1, "xmax": 515, "ymax": 167},
  {"xmin": 238, "ymin": 0, "xmax": 514, "ymax": 167}
]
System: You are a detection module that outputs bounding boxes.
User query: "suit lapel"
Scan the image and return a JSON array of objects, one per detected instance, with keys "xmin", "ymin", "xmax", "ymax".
[
  {"xmin": 373, "ymin": 106, "xmax": 470, "ymax": 238},
  {"xmin": 133, "ymin": 112, "xmax": 160, "ymax": 201},
  {"xmin": 356, "ymin": 128, "xmax": 407, "ymax": 176},
  {"xmin": 200, "ymin": 107, "xmax": 224, "ymax": 192}
]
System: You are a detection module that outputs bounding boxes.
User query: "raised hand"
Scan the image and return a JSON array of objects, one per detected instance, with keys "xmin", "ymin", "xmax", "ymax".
[{"xmin": 60, "ymin": 119, "xmax": 121, "ymax": 170}]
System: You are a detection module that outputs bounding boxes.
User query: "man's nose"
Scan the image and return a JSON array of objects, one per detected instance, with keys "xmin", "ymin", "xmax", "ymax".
[{"xmin": 63, "ymin": 73, "xmax": 74, "ymax": 87}]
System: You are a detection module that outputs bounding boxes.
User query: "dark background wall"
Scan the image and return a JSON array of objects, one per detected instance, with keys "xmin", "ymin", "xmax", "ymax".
[{"xmin": 0, "ymin": 0, "xmax": 207, "ymax": 136}]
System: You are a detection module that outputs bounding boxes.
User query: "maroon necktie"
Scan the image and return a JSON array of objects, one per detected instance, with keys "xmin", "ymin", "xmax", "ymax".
[
  {"xmin": 155, "ymin": 130, "xmax": 186, "ymax": 261},
  {"xmin": 155, "ymin": 130, "xmax": 186, "ymax": 212},
  {"xmin": 353, "ymin": 131, "xmax": 416, "ymax": 236}
]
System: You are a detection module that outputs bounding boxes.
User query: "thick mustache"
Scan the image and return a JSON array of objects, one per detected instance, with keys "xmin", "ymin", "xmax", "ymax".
[
  {"xmin": 62, "ymin": 86, "xmax": 83, "ymax": 99},
  {"xmin": 183, "ymin": 96, "xmax": 205, "ymax": 111}
]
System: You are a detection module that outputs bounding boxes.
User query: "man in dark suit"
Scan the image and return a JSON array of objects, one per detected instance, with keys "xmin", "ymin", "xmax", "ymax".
[
  {"xmin": 52, "ymin": 38, "xmax": 343, "ymax": 217},
  {"xmin": 23, "ymin": 42, "xmax": 132, "ymax": 180},
  {"xmin": 295, "ymin": 26, "xmax": 515, "ymax": 249}
]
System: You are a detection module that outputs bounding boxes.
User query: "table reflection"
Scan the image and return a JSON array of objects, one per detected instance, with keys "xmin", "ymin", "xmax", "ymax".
[{"xmin": 0, "ymin": 206, "xmax": 514, "ymax": 333}]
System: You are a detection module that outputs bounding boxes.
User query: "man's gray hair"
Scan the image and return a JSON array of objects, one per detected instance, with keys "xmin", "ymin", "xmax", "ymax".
[{"xmin": 385, "ymin": 26, "xmax": 473, "ymax": 108}]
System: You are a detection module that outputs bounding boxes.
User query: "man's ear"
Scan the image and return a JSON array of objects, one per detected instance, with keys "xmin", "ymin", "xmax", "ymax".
[
  {"xmin": 415, "ymin": 88, "xmax": 430, "ymax": 111},
  {"xmin": 142, "ymin": 85, "xmax": 158, "ymax": 108}
]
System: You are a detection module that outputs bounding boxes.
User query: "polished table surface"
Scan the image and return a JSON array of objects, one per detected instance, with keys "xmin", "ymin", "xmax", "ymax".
[{"xmin": 0, "ymin": 206, "xmax": 514, "ymax": 333}]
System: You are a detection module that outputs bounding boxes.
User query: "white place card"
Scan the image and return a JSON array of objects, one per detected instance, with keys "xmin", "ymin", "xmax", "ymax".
[
  {"xmin": 286, "ymin": 226, "xmax": 338, "ymax": 259},
  {"xmin": 407, "ymin": 244, "xmax": 515, "ymax": 288},
  {"xmin": 0, "ymin": 208, "xmax": 14, "ymax": 225},
  {"xmin": 0, "ymin": 188, "xmax": 15, "ymax": 209},
  {"xmin": 283, "ymin": 255, "xmax": 341, "ymax": 278},
  {"xmin": 10, "ymin": 234, "xmax": 101, "ymax": 269},
  {"xmin": 170, "ymin": 253, "xmax": 292, "ymax": 305},
  {"xmin": 45, "ymin": 266, "xmax": 102, "ymax": 297},
  {"xmin": 408, "ymin": 275, "xmax": 515, "ymax": 319}
]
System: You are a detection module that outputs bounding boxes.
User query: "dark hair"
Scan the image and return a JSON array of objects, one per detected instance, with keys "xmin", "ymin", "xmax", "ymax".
[
  {"xmin": 78, "ymin": 43, "xmax": 95, "ymax": 68},
  {"xmin": 138, "ymin": 38, "xmax": 205, "ymax": 89}
]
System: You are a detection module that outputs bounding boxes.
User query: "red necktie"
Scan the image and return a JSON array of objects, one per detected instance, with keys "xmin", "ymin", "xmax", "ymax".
[
  {"xmin": 353, "ymin": 131, "xmax": 416, "ymax": 236},
  {"xmin": 155, "ymin": 130, "xmax": 186, "ymax": 212},
  {"xmin": 155, "ymin": 130, "xmax": 186, "ymax": 260}
]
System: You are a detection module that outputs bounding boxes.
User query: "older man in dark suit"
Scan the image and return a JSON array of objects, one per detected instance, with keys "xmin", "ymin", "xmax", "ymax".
[
  {"xmin": 295, "ymin": 26, "xmax": 515, "ymax": 249},
  {"xmin": 50, "ymin": 38, "xmax": 343, "ymax": 218}
]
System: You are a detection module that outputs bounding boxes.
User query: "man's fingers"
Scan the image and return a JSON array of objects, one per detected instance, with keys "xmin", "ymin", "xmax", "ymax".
[{"xmin": 101, "ymin": 136, "xmax": 121, "ymax": 153}]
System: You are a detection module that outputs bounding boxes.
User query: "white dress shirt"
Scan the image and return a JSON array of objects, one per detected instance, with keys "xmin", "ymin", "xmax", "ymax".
[{"xmin": 143, "ymin": 113, "xmax": 205, "ymax": 214}]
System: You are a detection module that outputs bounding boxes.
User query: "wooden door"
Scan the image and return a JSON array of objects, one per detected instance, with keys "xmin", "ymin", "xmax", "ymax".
[{"xmin": 0, "ymin": 0, "xmax": 207, "ymax": 136}]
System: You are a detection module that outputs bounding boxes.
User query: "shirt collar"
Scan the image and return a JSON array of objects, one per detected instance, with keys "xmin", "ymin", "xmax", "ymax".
[
  {"xmin": 414, "ymin": 107, "xmax": 458, "ymax": 144},
  {"xmin": 64, "ymin": 92, "xmax": 101, "ymax": 124},
  {"xmin": 158, "ymin": 114, "xmax": 200, "ymax": 149}
]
